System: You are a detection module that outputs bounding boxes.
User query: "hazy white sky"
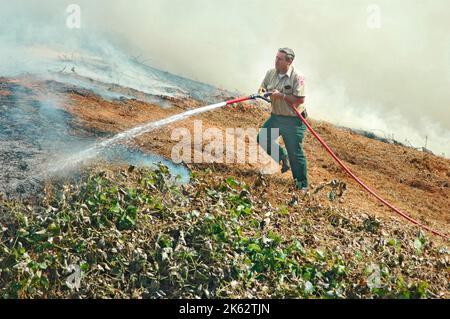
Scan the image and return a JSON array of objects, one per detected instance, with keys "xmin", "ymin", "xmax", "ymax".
[{"xmin": 1, "ymin": 0, "xmax": 449, "ymax": 155}]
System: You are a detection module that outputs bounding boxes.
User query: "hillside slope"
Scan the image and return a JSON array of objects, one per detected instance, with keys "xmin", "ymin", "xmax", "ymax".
[
  {"xmin": 0, "ymin": 76, "xmax": 448, "ymax": 298},
  {"xmin": 2, "ymin": 76, "xmax": 448, "ymax": 236}
]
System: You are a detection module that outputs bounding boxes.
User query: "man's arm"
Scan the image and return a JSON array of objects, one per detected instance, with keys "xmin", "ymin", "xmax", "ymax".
[
  {"xmin": 284, "ymin": 73, "xmax": 306, "ymax": 108},
  {"xmin": 284, "ymin": 94, "xmax": 305, "ymax": 108},
  {"xmin": 271, "ymin": 91, "xmax": 305, "ymax": 107}
]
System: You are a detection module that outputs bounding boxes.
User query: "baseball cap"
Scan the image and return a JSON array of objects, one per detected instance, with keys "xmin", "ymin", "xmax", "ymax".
[{"xmin": 278, "ymin": 47, "xmax": 295, "ymax": 60}]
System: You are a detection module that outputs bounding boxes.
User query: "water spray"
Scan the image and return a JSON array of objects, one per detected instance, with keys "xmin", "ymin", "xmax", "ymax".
[
  {"xmin": 12, "ymin": 93, "xmax": 268, "ymax": 189},
  {"xmin": 46, "ymin": 94, "xmax": 268, "ymax": 174}
]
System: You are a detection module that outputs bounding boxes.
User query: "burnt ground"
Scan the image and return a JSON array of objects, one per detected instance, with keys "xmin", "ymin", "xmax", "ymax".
[
  {"xmin": 1, "ymin": 76, "xmax": 449, "ymax": 240},
  {"xmin": 0, "ymin": 77, "xmax": 188, "ymax": 200},
  {"xmin": 0, "ymin": 79, "xmax": 100, "ymax": 198}
]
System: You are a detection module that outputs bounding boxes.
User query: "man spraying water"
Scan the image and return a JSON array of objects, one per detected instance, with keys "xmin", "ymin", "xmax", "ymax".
[{"xmin": 257, "ymin": 48, "xmax": 309, "ymax": 192}]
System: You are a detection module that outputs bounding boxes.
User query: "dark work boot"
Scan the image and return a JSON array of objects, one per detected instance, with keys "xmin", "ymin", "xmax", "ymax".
[{"xmin": 280, "ymin": 157, "xmax": 290, "ymax": 173}]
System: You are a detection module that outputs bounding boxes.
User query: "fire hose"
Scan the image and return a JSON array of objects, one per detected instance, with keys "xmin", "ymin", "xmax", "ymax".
[{"xmin": 224, "ymin": 92, "xmax": 449, "ymax": 240}]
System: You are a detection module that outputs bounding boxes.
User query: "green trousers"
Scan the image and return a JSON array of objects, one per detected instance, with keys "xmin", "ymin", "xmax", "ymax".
[{"xmin": 257, "ymin": 114, "xmax": 308, "ymax": 188}]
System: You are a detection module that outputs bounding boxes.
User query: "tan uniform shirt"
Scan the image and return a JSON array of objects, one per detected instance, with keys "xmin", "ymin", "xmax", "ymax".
[{"xmin": 259, "ymin": 66, "xmax": 306, "ymax": 117}]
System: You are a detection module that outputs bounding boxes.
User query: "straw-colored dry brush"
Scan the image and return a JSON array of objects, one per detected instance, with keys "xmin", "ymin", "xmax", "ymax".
[{"xmin": 0, "ymin": 165, "xmax": 448, "ymax": 299}]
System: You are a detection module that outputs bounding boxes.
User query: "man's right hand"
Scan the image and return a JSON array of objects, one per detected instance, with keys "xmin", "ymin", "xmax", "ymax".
[{"xmin": 270, "ymin": 89, "xmax": 283, "ymax": 100}]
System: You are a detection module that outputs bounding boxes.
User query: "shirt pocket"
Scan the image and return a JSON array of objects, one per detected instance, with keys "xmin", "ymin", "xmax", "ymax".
[{"xmin": 282, "ymin": 84, "xmax": 294, "ymax": 95}]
